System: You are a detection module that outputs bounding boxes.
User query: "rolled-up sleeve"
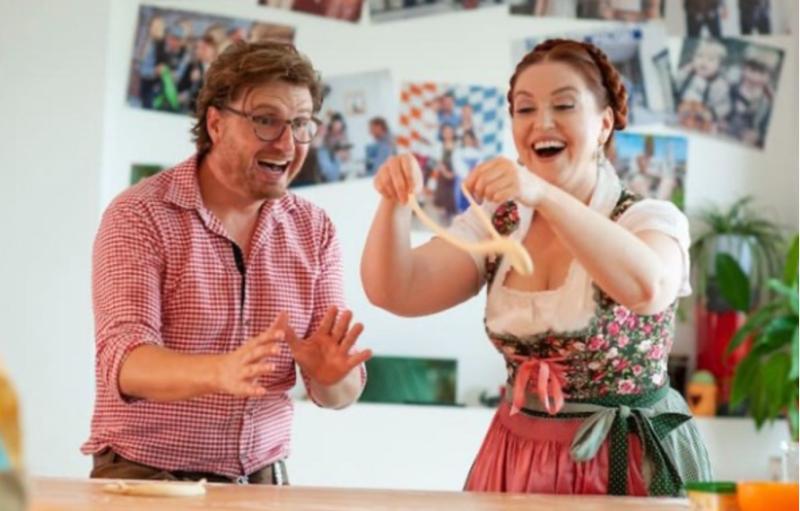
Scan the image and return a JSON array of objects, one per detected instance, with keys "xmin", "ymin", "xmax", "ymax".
[
  {"xmin": 301, "ymin": 214, "xmax": 366, "ymax": 405},
  {"xmin": 92, "ymin": 201, "xmax": 164, "ymax": 403}
]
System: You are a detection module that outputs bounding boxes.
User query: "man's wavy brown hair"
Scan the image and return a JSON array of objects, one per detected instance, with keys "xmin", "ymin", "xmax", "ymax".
[{"xmin": 191, "ymin": 41, "xmax": 323, "ymax": 157}]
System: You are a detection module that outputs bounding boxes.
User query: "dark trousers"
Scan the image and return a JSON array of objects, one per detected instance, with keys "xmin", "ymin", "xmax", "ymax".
[
  {"xmin": 686, "ymin": 12, "xmax": 722, "ymax": 37},
  {"xmin": 740, "ymin": 8, "xmax": 771, "ymax": 34},
  {"xmin": 90, "ymin": 448, "xmax": 289, "ymax": 485}
]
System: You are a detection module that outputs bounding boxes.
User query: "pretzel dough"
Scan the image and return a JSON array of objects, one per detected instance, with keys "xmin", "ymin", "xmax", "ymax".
[{"xmin": 102, "ymin": 479, "xmax": 207, "ymax": 497}]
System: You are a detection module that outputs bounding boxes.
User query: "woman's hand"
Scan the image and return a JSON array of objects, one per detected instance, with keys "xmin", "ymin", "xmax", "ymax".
[
  {"xmin": 373, "ymin": 153, "xmax": 423, "ymax": 205},
  {"xmin": 463, "ymin": 157, "xmax": 549, "ymax": 208}
]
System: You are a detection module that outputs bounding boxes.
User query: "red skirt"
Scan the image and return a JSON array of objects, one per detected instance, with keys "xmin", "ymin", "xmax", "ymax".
[{"xmin": 465, "ymin": 402, "xmax": 648, "ymax": 495}]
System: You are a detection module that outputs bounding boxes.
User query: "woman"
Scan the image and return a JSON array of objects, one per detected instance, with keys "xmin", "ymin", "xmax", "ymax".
[{"xmin": 361, "ymin": 39, "xmax": 711, "ymax": 496}]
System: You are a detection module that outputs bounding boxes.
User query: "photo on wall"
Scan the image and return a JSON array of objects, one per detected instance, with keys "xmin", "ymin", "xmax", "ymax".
[
  {"xmin": 369, "ymin": 0, "xmax": 507, "ymax": 24},
  {"xmin": 671, "ymin": 37, "xmax": 784, "ymax": 149},
  {"xmin": 258, "ymin": 0, "xmax": 364, "ymax": 23},
  {"xmin": 512, "ymin": 25, "xmax": 672, "ymax": 125},
  {"xmin": 396, "ymin": 82, "xmax": 505, "ymax": 228},
  {"xmin": 609, "ymin": 133, "xmax": 688, "ymax": 210},
  {"xmin": 664, "ymin": 0, "xmax": 793, "ymax": 37},
  {"xmin": 127, "ymin": 5, "xmax": 295, "ymax": 116},
  {"xmin": 292, "ymin": 70, "xmax": 397, "ymax": 187},
  {"xmin": 130, "ymin": 163, "xmax": 167, "ymax": 186},
  {"xmin": 509, "ymin": 0, "xmax": 664, "ymax": 21}
]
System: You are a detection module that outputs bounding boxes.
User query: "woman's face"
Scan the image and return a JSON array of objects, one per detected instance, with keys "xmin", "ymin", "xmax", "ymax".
[{"xmin": 511, "ymin": 61, "xmax": 613, "ymax": 193}]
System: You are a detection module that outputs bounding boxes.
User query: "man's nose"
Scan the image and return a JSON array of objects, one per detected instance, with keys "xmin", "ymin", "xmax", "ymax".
[{"xmin": 271, "ymin": 123, "xmax": 295, "ymax": 152}]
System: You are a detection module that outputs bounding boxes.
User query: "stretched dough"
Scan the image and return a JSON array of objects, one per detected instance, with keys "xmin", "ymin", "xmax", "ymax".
[{"xmin": 102, "ymin": 479, "xmax": 207, "ymax": 497}]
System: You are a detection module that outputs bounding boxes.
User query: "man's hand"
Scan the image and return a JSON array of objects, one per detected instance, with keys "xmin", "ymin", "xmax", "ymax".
[
  {"xmin": 213, "ymin": 317, "xmax": 284, "ymax": 397},
  {"xmin": 284, "ymin": 307, "xmax": 372, "ymax": 386}
]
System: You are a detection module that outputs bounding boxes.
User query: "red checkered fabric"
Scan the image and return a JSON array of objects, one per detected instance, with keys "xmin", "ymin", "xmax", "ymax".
[{"xmin": 81, "ymin": 155, "xmax": 354, "ymax": 477}]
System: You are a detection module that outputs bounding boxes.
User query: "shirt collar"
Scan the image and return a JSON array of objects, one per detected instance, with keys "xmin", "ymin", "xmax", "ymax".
[{"xmin": 163, "ymin": 154, "xmax": 297, "ymax": 219}]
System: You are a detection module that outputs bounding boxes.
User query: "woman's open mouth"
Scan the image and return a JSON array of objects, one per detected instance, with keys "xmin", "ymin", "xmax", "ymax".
[{"xmin": 532, "ymin": 139, "xmax": 566, "ymax": 159}]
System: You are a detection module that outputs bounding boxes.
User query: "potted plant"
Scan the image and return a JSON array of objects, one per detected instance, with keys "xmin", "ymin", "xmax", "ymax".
[
  {"xmin": 716, "ymin": 234, "xmax": 798, "ymax": 448},
  {"xmin": 689, "ymin": 197, "xmax": 786, "ymax": 407},
  {"xmin": 690, "ymin": 196, "xmax": 785, "ymax": 311}
]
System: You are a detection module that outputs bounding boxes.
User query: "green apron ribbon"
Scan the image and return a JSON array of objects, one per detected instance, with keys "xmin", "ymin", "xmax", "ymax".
[{"xmin": 507, "ymin": 384, "xmax": 691, "ymax": 496}]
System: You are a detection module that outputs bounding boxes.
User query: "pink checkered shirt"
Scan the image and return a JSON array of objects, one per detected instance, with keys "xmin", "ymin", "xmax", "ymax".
[{"xmin": 81, "ymin": 155, "xmax": 356, "ymax": 477}]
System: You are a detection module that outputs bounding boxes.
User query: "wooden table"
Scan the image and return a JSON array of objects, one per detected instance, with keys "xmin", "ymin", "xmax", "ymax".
[{"xmin": 30, "ymin": 477, "xmax": 689, "ymax": 510}]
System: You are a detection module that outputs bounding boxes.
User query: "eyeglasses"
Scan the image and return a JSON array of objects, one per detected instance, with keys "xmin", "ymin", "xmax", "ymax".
[{"xmin": 221, "ymin": 106, "xmax": 321, "ymax": 144}]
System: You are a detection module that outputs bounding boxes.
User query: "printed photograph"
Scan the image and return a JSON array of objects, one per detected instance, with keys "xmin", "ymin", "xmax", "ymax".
[
  {"xmin": 396, "ymin": 82, "xmax": 505, "ymax": 227},
  {"xmin": 609, "ymin": 133, "xmax": 688, "ymax": 209},
  {"xmin": 127, "ymin": 5, "xmax": 294, "ymax": 115},
  {"xmin": 292, "ymin": 70, "xmax": 397, "ymax": 187},
  {"xmin": 258, "ymin": 0, "xmax": 364, "ymax": 23},
  {"xmin": 512, "ymin": 25, "xmax": 672, "ymax": 125},
  {"xmin": 664, "ymin": 0, "xmax": 793, "ymax": 37},
  {"xmin": 369, "ymin": 0, "xmax": 507, "ymax": 24},
  {"xmin": 671, "ymin": 37, "xmax": 784, "ymax": 148},
  {"xmin": 510, "ymin": 0, "xmax": 664, "ymax": 21}
]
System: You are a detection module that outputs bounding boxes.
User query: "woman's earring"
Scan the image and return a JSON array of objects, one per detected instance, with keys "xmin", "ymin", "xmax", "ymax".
[{"xmin": 595, "ymin": 142, "xmax": 607, "ymax": 168}]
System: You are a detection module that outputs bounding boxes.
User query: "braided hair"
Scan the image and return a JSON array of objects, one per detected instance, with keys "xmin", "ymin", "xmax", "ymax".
[{"xmin": 507, "ymin": 39, "xmax": 629, "ymax": 151}]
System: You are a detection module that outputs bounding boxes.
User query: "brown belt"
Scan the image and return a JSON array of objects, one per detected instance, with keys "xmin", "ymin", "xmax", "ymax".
[{"xmin": 91, "ymin": 447, "xmax": 289, "ymax": 485}]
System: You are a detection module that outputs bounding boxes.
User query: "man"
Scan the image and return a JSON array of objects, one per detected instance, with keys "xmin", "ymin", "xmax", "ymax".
[
  {"xmin": 738, "ymin": 0, "xmax": 771, "ymax": 35},
  {"xmin": 364, "ymin": 117, "xmax": 395, "ymax": 176},
  {"xmin": 82, "ymin": 41, "xmax": 371, "ymax": 485},
  {"xmin": 683, "ymin": 0, "xmax": 727, "ymax": 38}
]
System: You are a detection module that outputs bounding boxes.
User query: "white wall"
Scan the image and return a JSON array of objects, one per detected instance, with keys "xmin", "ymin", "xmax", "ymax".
[
  {"xmin": 0, "ymin": 0, "xmax": 109, "ymax": 477},
  {"xmin": 2, "ymin": 0, "xmax": 797, "ymax": 484},
  {"xmin": 290, "ymin": 402, "xmax": 792, "ymax": 489}
]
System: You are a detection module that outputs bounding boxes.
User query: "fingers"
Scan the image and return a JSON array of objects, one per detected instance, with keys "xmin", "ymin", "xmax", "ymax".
[
  {"xmin": 469, "ymin": 159, "xmax": 516, "ymax": 202},
  {"xmin": 242, "ymin": 341, "xmax": 280, "ymax": 365},
  {"xmin": 337, "ymin": 322, "xmax": 364, "ymax": 354},
  {"xmin": 331, "ymin": 309, "xmax": 353, "ymax": 341},
  {"xmin": 315, "ymin": 306, "xmax": 338, "ymax": 337},
  {"xmin": 343, "ymin": 349, "xmax": 373, "ymax": 373},
  {"xmin": 374, "ymin": 154, "xmax": 420, "ymax": 204},
  {"xmin": 236, "ymin": 381, "xmax": 268, "ymax": 397},
  {"xmin": 391, "ymin": 156, "xmax": 412, "ymax": 204},
  {"xmin": 406, "ymin": 154, "xmax": 424, "ymax": 194},
  {"xmin": 483, "ymin": 177, "xmax": 518, "ymax": 203}
]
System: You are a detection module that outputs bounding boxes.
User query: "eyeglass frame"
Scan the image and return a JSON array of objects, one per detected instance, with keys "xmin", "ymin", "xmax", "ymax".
[{"xmin": 219, "ymin": 105, "xmax": 322, "ymax": 144}]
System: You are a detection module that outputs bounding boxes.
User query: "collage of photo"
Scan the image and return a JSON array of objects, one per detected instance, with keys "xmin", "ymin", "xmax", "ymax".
[
  {"xmin": 127, "ymin": 6, "xmax": 294, "ymax": 115},
  {"xmin": 123, "ymin": 1, "xmax": 791, "ymax": 230},
  {"xmin": 396, "ymin": 82, "xmax": 506, "ymax": 226}
]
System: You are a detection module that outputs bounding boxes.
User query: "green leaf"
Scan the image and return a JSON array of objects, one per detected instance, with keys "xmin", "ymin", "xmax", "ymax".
[
  {"xmin": 791, "ymin": 328, "xmax": 799, "ymax": 380},
  {"xmin": 769, "ymin": 279, "xmax": 799, "ymax": 314},
  {"xmin": 730, "ymin": 353, "xmax": 761, "ymax": 407},
  {"xmin": 756, "ymin": 316, "xmax": 798, "ymax": 351},
  {"xmin": 761, "ymin": 352, "xmax": 792, "ymax": 422},
  {"xmin": 715, "ymin": 253, "xmax": 751, "ymax": 311},
  {"xmin": 784, "ymin": 235, "xmax": 799, "ymax": 286},
  {"xmin": 727, "ymin": 303, "xmax": 780, "ymax": 353}
]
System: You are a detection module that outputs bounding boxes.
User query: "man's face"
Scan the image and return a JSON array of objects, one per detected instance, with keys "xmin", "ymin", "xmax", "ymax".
[
  {"xmin": 208, "ymin": 81, "xmax": 314, "ymax": 201},
  {"xmin": 369, "ymin": 122, "xmax": 385, "ymax": 139},
  {"xmin": 443, "ymin": 96, "xmax": 455, "ymax": 112}
]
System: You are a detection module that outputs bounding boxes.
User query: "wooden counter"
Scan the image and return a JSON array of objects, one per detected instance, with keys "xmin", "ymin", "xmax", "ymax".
[{"xmin": 30, "ymin": 477, "xmax": 689, "ymax": 511}]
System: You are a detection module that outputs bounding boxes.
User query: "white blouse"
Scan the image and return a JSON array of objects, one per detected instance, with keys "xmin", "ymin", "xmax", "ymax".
[{"xmin": 447, "ymin": 163, "xmax": 691, "ymax": 338}]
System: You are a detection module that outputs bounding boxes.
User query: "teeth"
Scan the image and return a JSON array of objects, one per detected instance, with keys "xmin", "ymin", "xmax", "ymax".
[
  {"xmin": 533, "ymin": 140, "xmax": 565, "ymax": 150},
  {"xmin": 258, "ymin": 159, "xmax": 289, "ymax": 166}
]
